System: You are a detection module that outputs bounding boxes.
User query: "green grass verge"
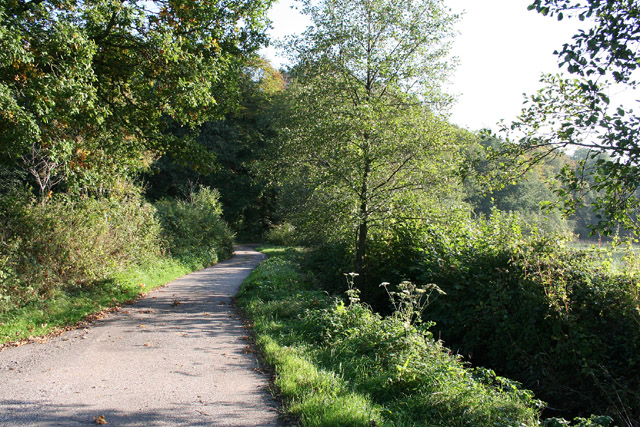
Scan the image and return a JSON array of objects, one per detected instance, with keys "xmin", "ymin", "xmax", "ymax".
[
  {"xmin": 236, "ymin": 247, "xmax": 545, "ymax": 427},
  {"xmin": 0, "ymin": 256, "xmax": 210, "ymax": 345},
  {"xmin": 566, "ymin": 239, "xmax": 640, "ymax": 272}
]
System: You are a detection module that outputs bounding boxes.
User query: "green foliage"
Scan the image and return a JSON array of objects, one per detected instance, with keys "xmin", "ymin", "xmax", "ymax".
[
  {"xmin": 0, "ymin": 184, "xmax": 161, "ymax": 311},
  {"xmin": 509, "ymin": 0, "xmax": 640, "ymax": 236},
  {"xmin": 270, "ymin": 0, "xmax": 465, "ymax": 280},
  {"xmin": 362, "ymin": 211, "xmax": 640, "ymax": 425},
  {"xmin": 264, "ymin": 222, "xmax": 300, "ymax": 246},
  {"xmin": 154, "ymin": 187, "xmax": 234, "ymax": 265},
  {"xmin": 379, "ymin": 280, "xmax": 444, "ymax": 330},
  {"xmin": 145, "ymin": 57, "xmax": 284, "ymax": 241},
  {"xmin": 145, "ymin": 56, "xmax": 284, "ymax": 240},
  {"xmin": 462, "ymin": 133, "xmax": 577, "ymax": 237},
  {"xmin": 0, "ymin": 183, "xmax": 235, "ymax": 341},
  {"xmin": 543, "ymin": 415, "xmax": 614, "ymax": 427},
  {"xmin": 0, "ymin": 0, "xmax": 273, "ymax": 198},
  {"xmin": 237, "ymin": 247, "xmax": 547, "ymax": 426}
]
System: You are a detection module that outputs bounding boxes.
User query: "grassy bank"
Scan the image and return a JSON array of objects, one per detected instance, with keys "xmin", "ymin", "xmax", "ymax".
[
  {"xmin": 0, "ymin": 187, "xmax": 234, "ymax": 346},
  {"xmin": 236, "ymin": 246, "xmax": 563, "ymax": 427},
  {"xmin": 295, "ymin": 211, "xmax": 638, "ymax": 424},
  {"xmin": 0, "ymin": 256, "xmax": 198, "ymax": 345}
]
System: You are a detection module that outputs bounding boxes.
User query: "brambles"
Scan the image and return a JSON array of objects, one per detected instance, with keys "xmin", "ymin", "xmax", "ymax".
[{"xmin": 237, "ymin": 247, "xmax": 545, "ymax": 426}]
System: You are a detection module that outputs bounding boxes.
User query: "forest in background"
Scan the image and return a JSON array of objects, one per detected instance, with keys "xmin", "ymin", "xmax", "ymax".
[{"xmin": 1, "ymin": 0, "xmax": 639, "ymax": 426}]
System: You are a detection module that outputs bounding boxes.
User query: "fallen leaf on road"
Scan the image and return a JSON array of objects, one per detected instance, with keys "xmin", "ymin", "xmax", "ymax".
[
  {"xmin": 94, "ymin": 415, "xmax": 107, "ymax": 424},
  {"xmin": 144, "ymin": 342, "xmax": 151, "ymax": 347}
]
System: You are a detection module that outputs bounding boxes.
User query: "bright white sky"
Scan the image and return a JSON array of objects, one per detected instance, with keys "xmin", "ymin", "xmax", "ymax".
[{"xmin": 260, "ymin": 0, "xmax": 587, "ymax": 132}]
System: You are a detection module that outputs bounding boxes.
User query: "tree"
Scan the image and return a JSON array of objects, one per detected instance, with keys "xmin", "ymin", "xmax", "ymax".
[
  {"xmin": 0, "ymin": 0, "xmax": 273, "ymax": 199},
  {"xmin": 509, "ymin": 0, "xmax": 640, "ymax": 235},
  {"xmin": 145, "ymin": 56, "xmax": 285, "ymax": 239},
  {"xmin": 271, "ymin": 0, "xmax": 462, "ymax": 281},
  {"xmin": 463, "ymin": 135, "xmax": 575, "ymax": 236}
]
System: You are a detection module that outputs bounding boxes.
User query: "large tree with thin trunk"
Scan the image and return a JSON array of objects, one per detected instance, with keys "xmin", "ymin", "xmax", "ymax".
[{"xmin": 272, "ymin": 0, "xmax": 463, "ymax": 281}]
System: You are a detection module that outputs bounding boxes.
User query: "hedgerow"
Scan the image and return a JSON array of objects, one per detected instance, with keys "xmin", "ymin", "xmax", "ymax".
[
  {"xmin": 0, "ymin": 185, "xmax": 234, "ymax": 342},
  {"xmin": 358, "ymin": 211, "xmax": 639, "ymax": 425},
  {"xmin": 237, "ymin": 247, "xmax": 549, "ymax": 426}
]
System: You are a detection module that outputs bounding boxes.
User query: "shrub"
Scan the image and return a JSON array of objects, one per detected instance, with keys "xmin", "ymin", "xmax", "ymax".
[
  {"xmin": 264, "ymin": 222, "xmax": 299, "ymax": 246},
  {"xmin": 237, "ymin": 249, "xmax": 546, "ymax": 426},
  {"xmin": 0, "ymin": 187, "xmax": 161, "ymax": 311},
  {"xmin": 154, "ymin": 187, "xmax": 234, "ymax": 265},
  {"xmin": 365, "ymin": 211, "xmax": 639, "ymax": 425}
]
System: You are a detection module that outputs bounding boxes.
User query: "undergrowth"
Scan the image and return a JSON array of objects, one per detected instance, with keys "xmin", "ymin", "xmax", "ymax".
[
  {"xmin": 236, "ymin": 246, "xmax": 612, "ymax": 426},
  {"xmin": 300, "ymin": 210, "xmax": 639, "ymax": 426},
  {"xmin": 0, "ymin": 186, "xmax": 234, "ymax": 345},
  {"xmin": 367, "ymin": 212, "xmax": 639, "ymax": 425}
]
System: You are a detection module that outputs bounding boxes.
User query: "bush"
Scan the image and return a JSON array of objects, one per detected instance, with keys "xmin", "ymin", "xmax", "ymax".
[
  {"xmin": 0, "ymin": 187, "xmax": 161, "ymax": 311},
  {"xmin": 264, "ymin": 222, "xmax": 299, "ymax": 246},
  {"xmin": 364, "ymin": 211, "xmax": 639, "ymax": 425},
  {"xmin": 0, "ymin": 183, "xmax": 237, "ymax": 342},
  {"xmin": 314, "ymin": 297, "xmax": 543, "ymax": 426},
  {"xmin": 154, "ymin": 187, "xmax": 234, "ymax": 265},
  {"xmin": 237, "ymin": 248, "xmax": 547, "ymax": 426}
]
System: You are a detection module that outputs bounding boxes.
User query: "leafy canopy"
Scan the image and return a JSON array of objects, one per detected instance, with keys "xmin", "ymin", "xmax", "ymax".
[
  {"xmin": 0, "ymin": 0, "xmax": 273, "ymax": 197},
  {"xmin": 272, "ymin": 0, "xmax": 463, "ymax": 277},
  {"xmin": 509, "ymin": 0, "xmax": 640, "ymax": 235}
]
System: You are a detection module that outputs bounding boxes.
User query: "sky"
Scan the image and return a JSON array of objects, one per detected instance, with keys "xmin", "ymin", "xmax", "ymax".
[{"xmin": 260, "ymin": 0, "xmax": 587, "ymax": 132}]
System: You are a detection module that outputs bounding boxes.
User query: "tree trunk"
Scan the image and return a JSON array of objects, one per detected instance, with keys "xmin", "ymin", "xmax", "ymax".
[
  {"xmin": 355, "ymin": 202, "xmax": 368, "ymax": 279},
  {"xmin": 355, "ymin": 154, "xmax": 371, "ymax": 285}
]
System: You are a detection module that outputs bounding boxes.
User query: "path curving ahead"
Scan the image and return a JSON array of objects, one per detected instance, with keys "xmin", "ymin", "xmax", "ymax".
[{"xmin": 0, "ymin": 246, "xmax": 282, "ymax": 426}]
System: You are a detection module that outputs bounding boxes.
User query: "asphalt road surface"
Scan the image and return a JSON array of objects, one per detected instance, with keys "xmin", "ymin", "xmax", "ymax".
[{"xmin": 0, "ymin": 245, "xmax": 283, "ymax": 426}]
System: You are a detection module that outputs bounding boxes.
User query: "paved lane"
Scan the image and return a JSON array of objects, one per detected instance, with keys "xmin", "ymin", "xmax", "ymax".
[{"xmin": 0, "ymin": 246, "xmax": 281, "ymax": 426}]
